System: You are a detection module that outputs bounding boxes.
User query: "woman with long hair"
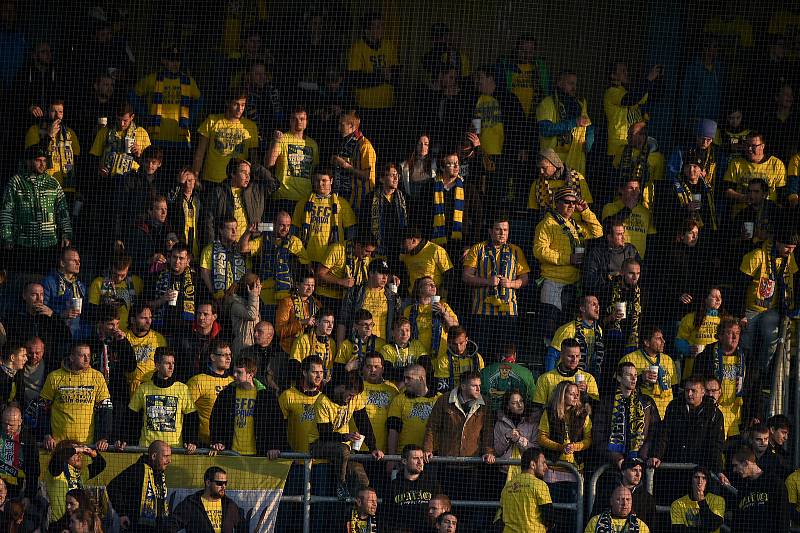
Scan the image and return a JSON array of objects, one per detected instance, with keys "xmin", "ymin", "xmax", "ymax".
[
  {"xmin": 538, "ymin": 380, "xmax": 591, "ymax": 483},
  {"xmin": 400, "ymin": 134, "xmax": 436, "ymax": 199},
  {"xmin": 223, "ymin": 272, "xmax": 261, "ymax": 355},
  {"xmin": 675, "ymin": 286, "xmax": 727, "ymax": 379},
  {"xmin": 493, "ymin": 390, "xmax": 535, "ymax": 480},
  {"xmin": 68, "ymin": 508, "xmax": 103, "ymax": 533},
  {"xmin": 48, "ymin": 488, "xmax": 98, "ymax": 533}
]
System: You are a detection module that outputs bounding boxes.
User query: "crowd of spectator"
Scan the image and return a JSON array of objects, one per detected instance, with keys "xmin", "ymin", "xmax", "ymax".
[{"xmin": 1, "ymin": 2, "xmax": 800, "ymax": 532}]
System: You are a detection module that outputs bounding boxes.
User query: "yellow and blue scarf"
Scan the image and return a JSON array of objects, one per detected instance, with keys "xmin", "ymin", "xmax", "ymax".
[
  {"xmin": 153, "ymin": 269, "xmax": 195, "ymax": 325},
  {"xmin": 259, "ymin": 234, "xmax": 294, "ymax": 294},
  {"xmin": 211, "ymin": 241, "xmax": 246, "ymax": 294},
  {"xmin": 432, "ymin": 177, "xmax": 464, "ymax": 245},
  {"xmin": 608, "ymin": 388, "xmax": 646, "ymax": 456},
  {"xmin": 409, "ymin": 302, "xmax": 443, "ymax": 357}
]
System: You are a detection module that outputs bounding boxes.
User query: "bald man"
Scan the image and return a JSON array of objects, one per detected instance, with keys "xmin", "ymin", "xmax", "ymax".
[
  {"xmin": 585, "ymin": 485, "xmax": 651, "ymax": 533},
  {"xmin": 0, "ymin": 405, "xmax": 40, "ymax": 500}
]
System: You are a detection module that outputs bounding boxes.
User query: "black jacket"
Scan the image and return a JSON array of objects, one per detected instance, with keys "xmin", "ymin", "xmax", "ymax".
[
  {"xmin": 653, "ymin": 395, "xmax": 724, "ymax": 473},
  {"xmin": 3, "ymin": 426, "xmax": 40, "ymax": 499},
  {"xmin": 591, "ymin": 388, "xmax": 660, "ymax": 466},
  {"xmin": 383, "ymin": 472, "xmax": 441, "ymax": 533},
  {"xmin": 4, "ymin": 309, "xmax": 71, "ymax": 371},
  {"xmin": 209, "ymin": 383, "xmax": 288, "ymax": 455},
  {"xmin": 582, "ymin": 238, "xmax": 640, "ymax": 308},
  {"xmin": 169, "ymin": 490, "xmax": 247, "ymax": 533},
  {"xmin": 106, "ymin": 455, "xmax": 169, "ymax": 533},
  {"xmin": 86, "ymin": 334, "xmax": 137, "ymax": 424}
]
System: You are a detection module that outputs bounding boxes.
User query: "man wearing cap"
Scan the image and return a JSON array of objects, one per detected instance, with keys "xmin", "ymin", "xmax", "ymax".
[
  {"xmin": 1, "ymin": 145, "xmax": 72, "ymax": 274},
  {"xmin": 536, "ymin": 70, "xmax": 594, "ymax": 175},
  {"xmin": 527, "ymin": 148, "xmax": 593, "ymax": 214},
  {"xmin": 534, "ymin": 186, "xmax": 602, "ymax": 345},
  {"xmin": 612, "ymin": 121, "xmax": 666, "ymax": 210},
  {"xmin": 338, "ymin": 259, "xmax": 401, "ymax": 344},
  {"xmin": 591, "ymin": 459, "xmax": 655, "ymax": 529},
  {"xmin": 666, "ymin": 119, "xmax": 720, "ymax": 187},
  {"xmin": 463, "ymin": 215, "xmax": 530, "ymax": 361},
  {"xmin": 132, "ymin": 45, "xmax": 201, "ymax": 175}
]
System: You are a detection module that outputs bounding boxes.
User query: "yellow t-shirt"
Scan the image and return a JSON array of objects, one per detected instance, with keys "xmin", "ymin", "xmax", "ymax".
[
  {"xmin": 380, "ymin": 340, "xmax": 429, "ymax": 370},
  {"xmin": 186, "ymin": 372, "xmax": 235, "ymax": 444},
  {"xmin": 200, "ymin": 243, "xmax": 249, "ymax": 298},
  {"xmin": 403, "ymin": 302, "xmax": 456, "ymax": 360},
  {"xmin": 316, "ymin": 242, "xmax": 371, "ymax": 300},
  {"xmin": 677, "ymin": 312, "xmax": 721, "ymax": 347},
  {"xmin": 500, "ymin": 471, "xmax": 553, "ymax": 533},
  {"xmin": 89, "ymin": 125, "xmax": 151, "ymax": 176},
  {"xmin": 362, "ymin": 288, "xmax": 390, "ymax": 340},
  {"xmin": 40, "ymin": 367, "xmax": 111, "ymax": 444},
  {"xmin": 724, "ymin": 155, "xmax": 787, "ymax": 201},
  {"xmin": 128, "ymin": 379, "xmax": 195, "ymax": 447},
  {"xmin": 253, "ymin": 235, "xmax": 308, "ymax": 304},
  {"xmin": 291, "ymin": 194, "xmax": 357, "ymax": 264},
  {"xmin": 387, "ymin": 392, "xmax": 441, "ymax": 451},
  {"xmin": 510, "ymin": 63, "xmax": 535, "ymax": 116},
  {"xmin": 611, "ymin": 148, "xmax": 666, "ymax": 209},
  {"xmin": 315, "ymin": 392, "xmax": 367, "ymax": 437},
  {"xmin": 278, "ymin": 387, "xmax": 321, "ymax": 453},
  {"xmin": 25, "ymin": 125, "xmax": 81, "ymax": 189},
  {"xmin": 740, "ymin": 244, "xmax": 798, "ymax": 313},
  {"xmin": 715, "ymin": 353, "xmax": 744, "ymax": 438},
  {"xmin": 430, "ymin": 350, "xmax": 485, "ymax": 382},
  {"xmin": 400, "ymin": 241, "xmax": 453, "ymax": 295},
  {"xmin": 134, "ymin": 72, "xmax": 201, "ymax": 143},
  {"xmin": 232, "ymin": 387, "xmax": 258, "ymax": 455},
  {"xmin": 273, "ymin": 133, "xmax": 320, "ymax": 201},
  {"xmin": 601, "ymin": 200, "xmax": 656, "ymax": 258},
  {"xmin": 350, "ymin": 380, "xmax": 398, "ymax": 451},
  {"xmin": 347, "ymin": 38, "xmax": 398, "ymax": 109},
  {"xmin": 619, "ymin": 350, "xmax": 677, "ymax": 418},
  {"xmin": 197, "ymin": 114, "xmax": 259, "ymax": 183},
  {"xmin": 550, "ymin": 321, "xmax": 598, "ymax": 355},
  {"xmin": 786, "ymin": 468, "xmax": 800, "ymax": 512},
  {"xmin": 230, "ymin": 187, "xmax": 249, "ymax": 240},
  {"xmin": 289, "ymin": 334, "xmax": 336, "ymax": 378},
  {"xmin": 335, "ymin": 337, "xmax": 388, "ymax": 365},
  {"xmin": 604, "ymin": 84, "xmax": 648, "ymax": 157},
  {"xmin": 527, "ymin": 175, "xmax": 594, "ymax": 210},
  {"xmin": 584, "ymin": 515, "xmax": 651, "ymax": 533},
  {"xmin": 670, "ymin": 493, "xmax": 724, "ymax": 532},
  {"xmin": 87, "ymin": 275, "xmax": 144, "ymax": 331},
  {"xmin": 532, "ymin": 369, "xmax": 599, "ymax": 405},
  {"xmin": 475, "ymin": 94, "xmax": 505, "ymax": 156},
  {"xmin": 125, "ymin": 330, "xmax": 168, "ymax": 394},
  {"xmin": 201, "ymin": 496, "xmax": 223, "ymax": 533}
]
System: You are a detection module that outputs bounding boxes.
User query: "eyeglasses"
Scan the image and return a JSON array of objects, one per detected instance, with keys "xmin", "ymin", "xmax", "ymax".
[
  {"xmin": 212, "ymin": 480, "xmax": 228, "ymax": 486},
  {"xmin": 705, "ymin": 388, "xmax": 720, "ymax": 394},
  {"xmin": 444, "ymin": 162, "xmax": 460, "ymax": 167},
  {"xmin": 747, "ymin": 143, "xmax": 764, "ymax": 150}
]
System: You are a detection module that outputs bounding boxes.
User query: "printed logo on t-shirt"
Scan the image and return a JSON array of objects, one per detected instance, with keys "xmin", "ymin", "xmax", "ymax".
[
  {"xmin": 409, "ymin": 402, "xmax": 434, "ymax": 421},
  {"xmin": 145, "ymin": 394, "xmax": 179, "ymax": 432}
]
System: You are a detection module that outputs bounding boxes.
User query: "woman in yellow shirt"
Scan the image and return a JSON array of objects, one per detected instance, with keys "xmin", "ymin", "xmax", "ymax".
[
  {"xmin": 538, "ymin": 380, "xmax": 591, "ymax": 480},
  {"xmin": 675, "ymin": 287, "xmax": 725, "ymax": 379}
]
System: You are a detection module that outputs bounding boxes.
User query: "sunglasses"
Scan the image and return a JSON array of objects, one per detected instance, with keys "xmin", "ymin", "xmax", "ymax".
[
  {"xmin": 558, "ymin": 199, "xmax": 577, "ymax": 205},
  {"xmin": 212, "ymin": 480, "xmax": 228, "ymax": 486}
]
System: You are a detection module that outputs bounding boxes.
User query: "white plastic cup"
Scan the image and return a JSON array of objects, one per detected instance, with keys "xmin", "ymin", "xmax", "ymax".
[
  {"xmin": 388, "ymin": 283, "xmax": 398, "ymax": 294},
  {"xmin": 574, "ymin": 246, "xmax": 585, "ymax": 264},
  {"xmin": 648, "ymin": 365, "xmax": 660, "ymax": 383},
  {"xmin": 168, "ymin": 291, "xmax": 178, "ymax": 306},
  {"xmin": 258, "ymin": 222, "xmax": 273, "ymax": 233},
  {"xmin": 98, "ymin": 117, "xmax": 107, "ymax": 127},
  {"xmin": 351, "ymin": 435, "xmax": 365, "ymax": 451},
  {"xmin": 692, "ymin": 193, "xmax": 702, "ymax": 206},
  {"xmin": 743, "ymin": 222, "xmax": 754, "ymax": 239},
  {"xmin": 615, "ymin": 302, "xmax": 627, "ymax": 319},
  {"xmin": 431, "ymin": 295, "xmax": 441, "ymax": 304},
  {"xmin": 124, "ymin": 137, "xmax": 134, "ymax": 154},
  {"xmin": 472, "ymin": 118, "xmax": 482, "ymax": 134},
  {"xmin": 574, "ymin": 373, "xmax": 585, "ymax": 384},
  {"xmin": 71, "ymin": 297, "xmax": 83, "ymax": 313}
]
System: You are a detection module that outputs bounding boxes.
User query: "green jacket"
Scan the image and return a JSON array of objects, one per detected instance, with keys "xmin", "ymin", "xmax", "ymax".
[{"xmin": 0, "ymin": 170, "xmax": 72, "ymax": 247}]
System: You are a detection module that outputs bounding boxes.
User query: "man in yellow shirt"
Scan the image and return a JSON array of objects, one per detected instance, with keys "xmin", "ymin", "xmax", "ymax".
[
  {"xmin": 266, "ymin": 106, "xmax": 319, "ymax": 204},
  {"xmin": 387, "ymin": 364, "xmax": 440, "ymax": 456},
  {"xmin": 89, "ymin": 102, "xmax": 151, "ymax": 177},
  {"xmin": 87, "ymin": 254, "xmax": 143, "ymax": 331},
  {"xmin": 331, "ymin": 111, "xmax": 378, "ymax": 211},
  {"xmin": 290, "ymin": 310, "xmax": 337, "ymax": 380},
  {"xmin": 335, "ymin": 309, "xmax": 387, "ymax": 376},
  {"xmin": 499, "ymin": 448, "xmax": 554, "ymax": 533},
  {"xmin": 612, "ymin": 122, "xmax": 666, "ymax": 209},
  {"xmin": 210, "ymin": 356, "xmax": 287, "ymax": 457},
  {"xmin": 200, "ymin": 216, "xmax": 247, "ymax": 300},
  {"xmin": 527, "ymin": 148, "xmax": 593, "ymax": 212},
  {"xmin": 125, "ymin": 303, "xmax": 168, "ymax": 395},
  {"xmin": 534, "ymin": 187, "xmax": 602, "ymax": 344},
  {"xmin": 548, "ymin": 295, "xmax": 604, "ymax": 376},
  {"xmin": 619, "ymin": 327, "xmax": 677, "ymax": 418},
  {"xmin": 24, "ymin": 99, "xmax": 80, "ymax": 192},
  {"xmin": 126, "ymin": 349, "xmax": 197, "ymax": 451},
  {"xmin": 279, "ymin": 355, "xmax": 324, "ymax": 453},
  {"xmin": 604, "ymin": 61, "xmax": 662, "ymax": 157},
  {"xmin": 601, "ymin": 178, "xmax": 656, "ymax": 258},
  {"xmin": 585, "ymin": 485, "xmax": 651, "ymax": 533},
  {"xmin": 533, "ymin": 339, "xmax": 599, "ymax": 410},
  {"xmin": 536, "ymin": 71, "xmax": 593, "ymax": 175},
  {"xmin": 724, "ymin": 131, "xmax": 787, "ymax": 210},
  {"xmin": 351, "ymin": 352, "xmax": 398, "ymax": 453},
  {"xmin": 669, "ymin": 467, "xmax": 725, "ymax": 532},
  {"xmin": 186, "ymin": 340, "xmax": 234, "ymax": 445},
  {"xmin": 338, "ymin": 260, "xmax": 401, "ymax": 344},
  {"xmin": 292, "ymin": 169, "xmax": 357, "ymax": 264},
  {"xmin": 40, "ymin": 343, "xmax": 112, "ymax": 450},
  {"xmin": 400, "ymin": 229, "xmax": 453, "ymax": 296},
  {"xmin": 316, "ymin": 235, "xmax": 377, "ymax": 306},
  {"xmin": 193, "ymin": 91, "xmax": 259, "ymax": 184}
]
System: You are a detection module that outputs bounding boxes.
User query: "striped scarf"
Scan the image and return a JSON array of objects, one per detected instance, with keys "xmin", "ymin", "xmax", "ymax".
[
  {"xmin": 334, "ymin": 130, "xmax": 368, "ymax": 206},
  {"xmin": 99, "ymin": 274, "xmax": 135, "ymax": 310},
  {"xmin": 534, "ymin": 169, "xmax": 581, "ymax": 211},
  {"xmin": 609, "ymin": 278, "xmax": 642, "ymax": 348},
  {"xmin": 549, "ymin": 208, "xmax": 584, "ymax": 252},
  {"xmin": 292, "ymin": 295, "xmax": 318, "ymax": 334},
  {"xmin": 409, "ymin": 302, "xmax": 443, "ymax": 357},
  {"xmin": 102, "ymin": 124, "xmax": 138, "ymax": 172},
  {"xmin": 594, "ymin": 511, "xmax": 640, "ymax": 533},
  {"xmin": 636, "ymin": 349, "xmax": 669, "ymax": 391},
  {"xmin": 300, "ymin": 193, "xmax": 340, "ymax": 246},
  {"xmin": 608, "ymin": 388, "xmax": 646, "ymax": 456},
  {"xmin": 153, "ymin": 269, "xmax": 195, "ymax": 325},
  {"xmin": 484, "ymin": 243, "xmax": 513, "ymax": 310},
  {"xmin": 574, "ymin": 319, "xmax": 604, "ymax": 376},
  {"xmin": 149, "ymin": 71, "xmax": 191, "ymax": 134},
  {"xmin": 672, "ymin": 176, "xmax": 717, "ymax": 230},
  {"xmin": 351, "ymin": 335, "xmax": 378, "ymax": 366},
  {"xmin": 619, "ymin": 144, "xmax": 651, "ymax": 187},
  {"xmin": 210, "ymin": 241, "xmax": 246, "ymax": 294},
  {"xmin": 258, "ymin": 234, "xmax": 294, "ymax": 294},
  {"xmin": 369, "ymin": 189, "xmax": 406, "ymax": 252},
  {"xmin": 431, "ymin": 177, "xmax": 464, "ymax": 245},
  {"xmin": 345, "ymin": 241, "xmax": 369, "ymax": 285}
]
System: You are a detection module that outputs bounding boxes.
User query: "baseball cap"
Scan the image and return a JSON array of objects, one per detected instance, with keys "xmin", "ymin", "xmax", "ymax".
[
  {"xmin": 620, "ymin": 457, "xmax": 645, "ymax": 471},
  {"xmin": 369, "ymin": 260, "xmax": 391, "ymax": 275}
]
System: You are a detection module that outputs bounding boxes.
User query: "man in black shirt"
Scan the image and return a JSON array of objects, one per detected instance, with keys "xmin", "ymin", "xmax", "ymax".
[
  {"xmin": 727, "ymin": 446, "xmax": 789, "ymax": 532},
  {"xmin": 384, "ymin": 444, "xmax": 441, "ymax": 533}
]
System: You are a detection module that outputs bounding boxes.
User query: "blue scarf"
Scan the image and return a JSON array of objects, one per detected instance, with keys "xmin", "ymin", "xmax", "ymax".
[
  {"xmin": 258, "ymin": 233, "xmax": 294, "ymax": 294},
  {"xmin": 409, "ymin": 302, "xmax": 443, "ymax": 356},
  {"xmin": 210, "ymin": 241, "xmax": 246, "ymax": 294}
]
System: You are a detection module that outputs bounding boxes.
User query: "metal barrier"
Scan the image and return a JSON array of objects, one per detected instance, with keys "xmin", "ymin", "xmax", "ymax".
[{"xmin": 75, "ymin": 446, "xmax": 584, "ymax": 533}]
